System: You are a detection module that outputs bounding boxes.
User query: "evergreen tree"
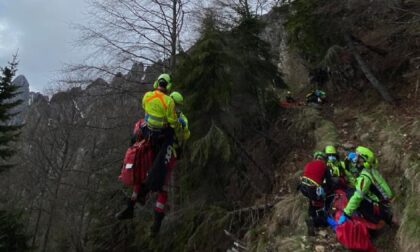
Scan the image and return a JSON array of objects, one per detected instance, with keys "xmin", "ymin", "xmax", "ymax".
[
  {"xmin": 0, "ymin": 60, "xmax": 29, "ymax": 251},
  {"xmin": 0, "ymin": 210, "xmax": 29, "ymax": 251},
  {"xmin": 230, "ymin": 17, "xmax": 284, "ymax": 95},
  {"xmin": 228, "ymin": 16, "xmax": 285, "ymax": 127},
  {"xmin": 174, "ymin": 9, "xmax": 286, "ymax": 203},
  {"xmin": 175, "ymin": 12, "xmax": 235, "ymax": 202},
  {"xmin": 177, "ymin": 13, "xmax": 233, "ymax": 128},
  {"xmin": 0, "ymin": 60, "xmax": 22, "ymax": 171}
]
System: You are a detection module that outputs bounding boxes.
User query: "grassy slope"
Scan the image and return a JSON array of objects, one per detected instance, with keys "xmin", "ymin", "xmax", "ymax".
[{"xmin": 245, "ymin": 86, "xmax": 419, "ymax": 251}]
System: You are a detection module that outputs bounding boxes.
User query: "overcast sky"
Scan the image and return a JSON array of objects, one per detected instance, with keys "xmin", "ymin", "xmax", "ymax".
[{"xmin": 0, "ymin": 0, "xmax": 89, "ymax": 92}]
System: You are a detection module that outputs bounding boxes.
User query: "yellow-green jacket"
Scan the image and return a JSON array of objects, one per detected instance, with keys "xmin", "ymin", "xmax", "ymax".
[
  {"xmin": 326, "ymin": 160, "xmax": 342, "ymax": 177},
  {"xmin": 177, "ymin": 112, "xmax": 190, "ymax": 142},
  {"xmin": 142, "ymin": 90, "xmax": 178, "ymax": 129},
  {"xmin": 344, "ymin": 168, "xmax": 393, "ymax": 216},
  {"xmin": 342, "ymin": 160, "xmax": 357, "ymax": 188}
]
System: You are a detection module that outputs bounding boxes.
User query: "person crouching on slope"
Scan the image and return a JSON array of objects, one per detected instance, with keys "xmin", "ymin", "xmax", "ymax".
[
  {"xmin": 337, "ymin": 146, "xmax": 394, "ymax": 227},
  {"xmin": 298, "ymin": 152, "xmax": 334, "ymax": 235}
]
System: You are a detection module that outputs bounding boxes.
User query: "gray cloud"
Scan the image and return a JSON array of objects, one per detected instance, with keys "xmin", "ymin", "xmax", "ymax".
[{"xmin": 0, "ymin": 0, "xmax": 89, "ymax": 92}]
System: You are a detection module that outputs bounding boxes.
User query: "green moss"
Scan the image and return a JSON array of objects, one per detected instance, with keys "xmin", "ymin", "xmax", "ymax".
[
  {"xmin": 397, "ymin": 157, "xmax": 420, "ymax": 251},
  {"xmin": 254, "ymin": 235, "xmax": 269, "ymax": 252},
  {"xmin": 403, "ymin": 200, "xmax": 420, "ymax": 238},
  {"xmin": 409, "ymin": 118, "xmax": 420, "ymax": 138},
  {"xmin": 314, "ymin": 120, "xmax": 339, "ymax": 150},
  {"xmin": 291, "ymin": 107, "xmax": 322, "ymax": 133},
  {"xmin": 398, "ymin": 198, "xmax": 420, "ymax": 251},
  {"xmin": 376, "ymin": 120, "xmax": 404, "ymax": 174}
]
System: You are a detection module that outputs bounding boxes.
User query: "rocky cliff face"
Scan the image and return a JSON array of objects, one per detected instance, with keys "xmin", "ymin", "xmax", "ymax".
[
  {"xmin": 0, "ymin": 63, "xmax": 157, "ymax": 251},
  {"xmin": 8, "ymin": 75, "xmax": 30, "ymax": 125},
  {"xmin": 261, "ymin": 8, "xmax": 310, "ymax": 92}
]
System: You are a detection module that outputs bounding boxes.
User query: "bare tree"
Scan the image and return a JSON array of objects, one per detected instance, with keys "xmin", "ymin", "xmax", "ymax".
[
  {"xmin": 70, "ymin": 0, "xmax": 189, "ymax": 83},
  {"xmin": 214, "ymin": 0, "xmax": 276, "ymax": 22},
  {"xmin": 344, "ymin": 34, "xmax": 395, "ymax": 104}
]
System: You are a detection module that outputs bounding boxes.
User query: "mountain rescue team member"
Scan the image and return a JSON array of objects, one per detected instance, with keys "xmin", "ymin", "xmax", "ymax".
[
  {"xmin": 170, "ymin": 91, "xmax": 190, "ymax": 145},
  {"xmin": 306, "ymin": 89, "xmax": 326, "ymax": 105},
  {"xmin": 142, "ymin": 73, "xmax": 182, "ymax": 235},
  {"xmin": 298, "ymin": 153, "xmax": 333, "ymax": 235},
  {"xmin": 147, "ymin": 91, "xmax": 190, "ymax": 236},
  {"xmin": 116, "ymin": 73, "xmax": 180, "ymax": 236},
  {"xmin": 285, "ymin": 90, "xmax": 296, "ymax": 103},
  {"xmin": 338, "ymin": 146, "xmax": 394, "ymax": 226},
  {"xmin": 342, "ymin": 151, "xmax": 358, "ymax": 188},
  {"xmin": 324, "ymin": 145, "xmax": 346, "ymax": 189}
]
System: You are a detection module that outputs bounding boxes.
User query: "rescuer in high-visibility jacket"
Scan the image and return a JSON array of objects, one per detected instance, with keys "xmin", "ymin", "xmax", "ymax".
[
  {"xmin": 169, "ymin": 91, "xmax": 190, "ymax": 142},
  {"xmin": 142, "ymin": 73, "xmax": 181, "ymax": 236},
  {"xmin": 324, "ymin": 145, "xmax": 347, "ymax": 189},
  {"xmin": 298, "ymin": 153, "xmax": 333, "ymax": 235},
  {"xmin": 337, "ymin": 146, "xmax": 394, "ymax": 226},
  {"xmin": 116, "ymin": 73, "xmax": 180, "ymax": 236},
  {"xmin": 142, "ymin": 91, "xmax": 191, "ymax": 237},
  {"xmin": 142, "ymin": 73, "xmax": 179, "ymax": 131}
]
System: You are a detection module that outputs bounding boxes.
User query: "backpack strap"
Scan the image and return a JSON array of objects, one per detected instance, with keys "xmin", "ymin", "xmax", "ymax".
[{"xmin": 146, "ymin": 91, "xmax": 168, "ymax": 109}]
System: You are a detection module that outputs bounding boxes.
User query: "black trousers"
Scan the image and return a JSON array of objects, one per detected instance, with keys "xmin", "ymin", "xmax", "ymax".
[
  {"xmin": 299, "ymin": 183, "xmax": 329, "ymax": 227},
  {"xmin": 141, "ymin": 126, "xmax": 174, "ymax": 192},
  {"xmin": 346, "ymin": 189, "xmax": 393, "ymax": 224}
]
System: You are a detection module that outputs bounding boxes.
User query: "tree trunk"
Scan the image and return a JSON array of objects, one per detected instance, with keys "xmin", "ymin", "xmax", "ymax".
[
  {"xmin": 170, "ymin": 0, "xmax": 178, "ymax": 71},
  {"xmin": 41, "ymin": 205, "xmax": 55, "ymax": 252},
  {"xmin": 31, "ymin": 201, "xmax": 43, "ymax": 247},
  {"xmin": 41, "ymin": 178, "xmax": 62, "ymax": 252},
  {"xmin": 41, "ymin": 135, "xmax": 70, "ymax": 252},
  {"xmin": 31, "ymin": 184, "xmax": 47, "ymax": 248},
  {"xmin": 345, "ymin": 34, "xmax": 395, "ymax": 104}
]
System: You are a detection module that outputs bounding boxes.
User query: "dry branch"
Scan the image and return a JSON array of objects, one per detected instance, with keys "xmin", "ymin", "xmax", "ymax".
[
  {"xmin": 345, "ymin": 34, "xmax": 395, "ymax": 104},
  {"xmin": 228, "ymin": 201, "xmax": 277, "ymax": 215}
]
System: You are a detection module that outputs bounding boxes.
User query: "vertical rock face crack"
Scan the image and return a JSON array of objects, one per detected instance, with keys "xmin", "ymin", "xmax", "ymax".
[{"xmin": 72, "ymin": 99, "xmax": 85, "ymax": 119}]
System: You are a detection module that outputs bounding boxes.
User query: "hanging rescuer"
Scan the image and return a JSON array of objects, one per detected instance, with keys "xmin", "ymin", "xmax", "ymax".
[
  {"xmin": 142, "ymin": 73, "xmax": 181, "ymax": 235},
  {"xmin": 116, "ymin": 73, "xmax": 181, "ymax": 236}
]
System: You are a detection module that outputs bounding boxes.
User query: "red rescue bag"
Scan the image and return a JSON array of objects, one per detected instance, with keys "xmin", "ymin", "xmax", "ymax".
[
  {"xmin": 119, "ymin": 138, "xmax": 154, "ymax": 186},
  {"xmin": 331, "ymin": 190, "xmax": 378, "ymax": 252},
  {"xmin": 119, "ymin": 141, "xmax": 144, "ymax": 186},
  {"xmin": 134, "ymin": 140, "xmax": 154, "ymax": 185},
  {"xmin": 335, "ymin": 217, "xmax": 376, "ymax": 252}
]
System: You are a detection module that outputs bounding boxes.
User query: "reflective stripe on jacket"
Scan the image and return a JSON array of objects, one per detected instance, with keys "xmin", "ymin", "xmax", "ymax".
[{"xmin": 142, "ymin": 90, "xmax": 178, "ymax": 129}]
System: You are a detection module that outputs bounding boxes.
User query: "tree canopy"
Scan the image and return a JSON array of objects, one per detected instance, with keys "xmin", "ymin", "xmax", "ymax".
[{"xmin": 0, "ymin": 60, "xmax": 23, "ymax": 171}]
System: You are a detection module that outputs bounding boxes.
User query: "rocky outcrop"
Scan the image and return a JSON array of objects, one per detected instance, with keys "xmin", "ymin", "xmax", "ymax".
[
  {"xmin": 8, "ymin": 75, "xmax": 31, "ymax": 125},
  {"xmin": 261, "ymin": 8, "xmax": 310, "ymax": 92}
]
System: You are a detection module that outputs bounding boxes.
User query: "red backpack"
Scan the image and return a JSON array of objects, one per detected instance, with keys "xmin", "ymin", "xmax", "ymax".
[{"xmin": 118, "ymin": 119, "xmax": 153, "ymax": 187}]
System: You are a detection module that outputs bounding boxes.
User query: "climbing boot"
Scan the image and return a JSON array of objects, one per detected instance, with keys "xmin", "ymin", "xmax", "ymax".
[
  {"xmin": 150, "ymin": 212, "xmax": 165, "ymax": 237},
  {"xmin": 115, "ymin": 200, "xmax": 135, "ymax": 220}
]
